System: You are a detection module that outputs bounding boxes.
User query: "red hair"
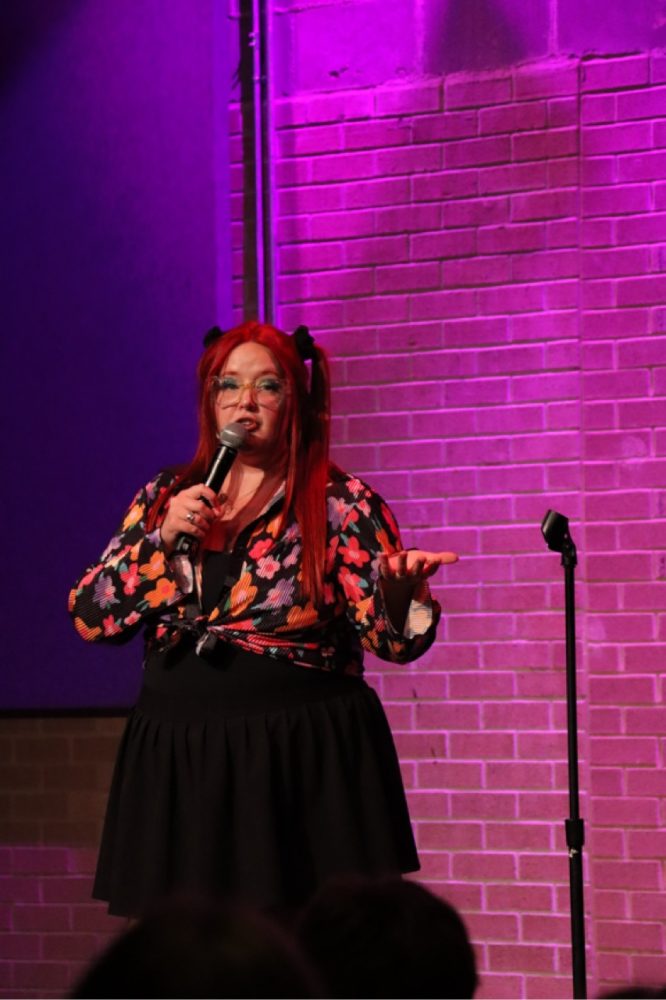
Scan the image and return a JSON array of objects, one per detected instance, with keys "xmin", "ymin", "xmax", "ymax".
[{"xmin": 147, "ymin": 320, "xmax": 334, "ymax": 604}]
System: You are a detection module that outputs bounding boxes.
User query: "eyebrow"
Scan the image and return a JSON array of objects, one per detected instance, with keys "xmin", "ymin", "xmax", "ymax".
[{"xmin": 221, "ymin": 368, "xmax": 280, "ymax": 377}]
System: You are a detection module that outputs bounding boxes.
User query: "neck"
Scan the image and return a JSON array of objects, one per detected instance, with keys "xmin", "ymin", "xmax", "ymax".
[
  {"xmin": 208, "ymin": 463, "xmax": 284, "ymax": 549},
  {"xmin": 220, "ymin": 462, "xmax": 283, "ymax": 503}
]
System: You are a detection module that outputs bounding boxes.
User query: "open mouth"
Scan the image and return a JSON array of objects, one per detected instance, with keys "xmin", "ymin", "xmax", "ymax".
[{"xmin": 236, "ymin": 417, "xmax": 260, "ymax": 432}]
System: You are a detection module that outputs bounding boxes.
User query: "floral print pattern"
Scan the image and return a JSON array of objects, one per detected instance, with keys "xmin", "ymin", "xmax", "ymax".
[{"xmin": 69, "ymin": 469, "xmax": 440, "ymax": 675}]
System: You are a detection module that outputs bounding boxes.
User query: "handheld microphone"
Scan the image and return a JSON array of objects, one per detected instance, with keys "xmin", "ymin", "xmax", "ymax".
[{"xmin": 174, "ymin": 422, "xmax": 248, "ymax": 556}]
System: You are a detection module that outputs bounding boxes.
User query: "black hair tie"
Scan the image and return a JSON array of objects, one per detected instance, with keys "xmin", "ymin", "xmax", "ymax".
[
  {"xmin": 293, "ymin": 325, "xmax": 316, "ymax": 361},
  {"xmin": 203, "ymin": 325, "xmax": 224, "ymax": 348}
]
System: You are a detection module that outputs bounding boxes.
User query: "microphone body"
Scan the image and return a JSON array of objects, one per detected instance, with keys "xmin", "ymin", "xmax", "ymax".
[{"xmin": 174, "ymin": 422, "xmax": 248, "ymax": 556}]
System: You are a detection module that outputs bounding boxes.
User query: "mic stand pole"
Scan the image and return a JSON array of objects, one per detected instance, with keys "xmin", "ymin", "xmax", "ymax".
[{"xmin": 541, "ymin": 510, "xmax": 587, "ymax": 1000}]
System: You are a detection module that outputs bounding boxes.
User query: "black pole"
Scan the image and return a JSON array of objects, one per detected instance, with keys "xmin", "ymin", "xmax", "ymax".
[{"xmin": 541, "ymin": 510, "xmax": 587, "ymax": 1000}]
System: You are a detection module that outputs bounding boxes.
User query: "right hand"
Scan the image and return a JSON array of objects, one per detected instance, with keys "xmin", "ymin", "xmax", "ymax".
[{"xmin": 160, "ymin": 484, "xmax": 219, "ymax": 554}]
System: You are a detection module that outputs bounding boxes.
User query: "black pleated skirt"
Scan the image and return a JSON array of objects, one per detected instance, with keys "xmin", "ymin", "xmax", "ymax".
[{"xmin": 93, "ymin": 640, "xmax": 419, "ymax": 917}]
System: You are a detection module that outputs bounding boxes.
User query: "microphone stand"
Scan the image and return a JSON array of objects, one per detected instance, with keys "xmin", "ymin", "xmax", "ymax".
[{"xmin": 541, "ymin": 510, "xmax": 587, "ymax": 1000}]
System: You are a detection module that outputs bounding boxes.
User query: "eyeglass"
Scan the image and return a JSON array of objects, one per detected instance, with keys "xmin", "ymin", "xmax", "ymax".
[{"xmin": 212, "ymin": 374, "xmax": 287, "ymax": 410}]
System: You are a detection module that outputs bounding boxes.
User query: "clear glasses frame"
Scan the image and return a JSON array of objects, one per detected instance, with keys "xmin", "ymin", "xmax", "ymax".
[{"xmin": 211, "ymin": 374, "xmax": 288, "ymax": 410}]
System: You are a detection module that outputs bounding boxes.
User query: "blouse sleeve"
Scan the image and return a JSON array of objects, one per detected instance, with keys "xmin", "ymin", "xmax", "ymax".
[
  {"xmin": 67, "ymin": 471, "xmax": 187, "ymax": 643},
  {"xmin": 327, "ymin": 477, "xmax": 441, "ymax": 664}
]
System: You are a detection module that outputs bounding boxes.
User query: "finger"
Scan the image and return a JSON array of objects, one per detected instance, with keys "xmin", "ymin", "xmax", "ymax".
[
  {"xmin": 183, "ymin": 484, "xmax": 216, "ymax": 510},
  {"xmin": 409, "ymin": 558, "xmax": 425, "ymax": 577},
  {"xmin": 194, "ymin": 501, "xmax": 216, "ymax": 524},
  {"xmin": 378, "ymin": 553, "xmax": 390, "ymax": 578},
  {"xmin": 198, "ymin": 486, "xmax": 219, "ymax": 509},
  {"xmin": 187, "ymin": 482, "xmax": 216, "ymax": 498},
  {"xmin": 410, "ymin": 549, "xmax": 459, "ymax": 565},
  {"xmin": 395, "ymin": 550, "xmax": 408, "ymax": 578},
  {"xmin": 421, "ymin": 555, "xmax": 458, "ymax": 577},
  {"xmin": 182, "ymin": 506, "xmax": 212, "ymax": 533},
  {"xmin": 182, "ymin": 511, "xmax": 202, "ymax": 536}
]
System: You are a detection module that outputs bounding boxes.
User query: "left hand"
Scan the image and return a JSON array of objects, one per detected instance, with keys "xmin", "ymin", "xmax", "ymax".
[
  {"xmin": 378, "ymin": 548, "xmax": 459, "ymax": 585},
  {"xmin": 377, "ymin": 549, "xmax": 458, "ymax": 634}
]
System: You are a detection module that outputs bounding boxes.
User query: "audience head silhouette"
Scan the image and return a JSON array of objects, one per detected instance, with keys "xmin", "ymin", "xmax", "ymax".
[
  {"xmin": 70, "ymin": 894, "xmax": 321, "ymax": 998},
  {"xmin": 296, "ymin": 874, "xmax": 478, "ymax": 999}
]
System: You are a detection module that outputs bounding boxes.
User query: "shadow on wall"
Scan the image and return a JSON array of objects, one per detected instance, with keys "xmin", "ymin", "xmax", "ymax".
[
  {"xmin": 558, "ymin": 0, "xmax": 666, "ymax": 54},
  {"xmin": 424, "ymin": 0, "xmax": 544, "ymax": 75},
  {"xmin": 424, "ymin": 0, "xmax": 666, "ymax": 74},
  {"xmin": 0, "ymin": 0, "xmax": 81, "ymax": 88}
]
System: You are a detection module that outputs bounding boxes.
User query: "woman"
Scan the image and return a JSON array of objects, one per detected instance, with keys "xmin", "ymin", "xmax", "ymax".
[{"xmin": 69, "ymin": 321, "xmax": 458, "ymax": 919}]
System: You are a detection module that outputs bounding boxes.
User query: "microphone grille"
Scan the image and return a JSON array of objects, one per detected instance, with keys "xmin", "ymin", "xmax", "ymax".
[{"xmin": 218, "ymin": 422, "xmax": 248, "ymax": 450}]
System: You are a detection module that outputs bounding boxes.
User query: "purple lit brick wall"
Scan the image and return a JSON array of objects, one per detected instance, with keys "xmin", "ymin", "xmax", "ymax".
[
  {"xmin": 230, "ymin": 51, "xmax": 666, "ymax": 999},
  {"xmin": 3, "ymin": 17, "xmax": 666, "ymax": 1000}
]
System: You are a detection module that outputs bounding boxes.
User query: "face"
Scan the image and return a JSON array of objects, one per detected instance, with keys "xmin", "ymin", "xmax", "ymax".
[{"xmin": 213, "ymin": 341, "xmax": 287, "ymax": 468}]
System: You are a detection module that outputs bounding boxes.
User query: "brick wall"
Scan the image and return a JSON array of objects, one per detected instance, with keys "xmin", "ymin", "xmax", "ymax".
[
  {"xmin": 231, "ymin": 51, "xmax": 666, "ymax": 999},
  {"xmin": 0, "ymin": 718, "xmax": 125, "ymax": 998}
]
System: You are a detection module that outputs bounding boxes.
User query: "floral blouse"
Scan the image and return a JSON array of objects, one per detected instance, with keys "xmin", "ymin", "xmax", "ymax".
[{"xmin": 68, "ymin": 469, "xmax": 440, "ymax": 676}]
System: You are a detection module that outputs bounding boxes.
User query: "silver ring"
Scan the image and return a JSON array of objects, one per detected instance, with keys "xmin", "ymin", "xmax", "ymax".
[{"xmin": 186, "ymin": 511, "xmax": 195, "ymax": 524}]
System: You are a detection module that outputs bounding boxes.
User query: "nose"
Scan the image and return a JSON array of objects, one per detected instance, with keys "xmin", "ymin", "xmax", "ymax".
[{"xmin": 237, "ymin": 382, "xmax": 258, "ymax": 408}]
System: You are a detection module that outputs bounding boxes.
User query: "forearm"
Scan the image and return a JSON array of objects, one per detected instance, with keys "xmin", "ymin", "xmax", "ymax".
[
  {"xmin": 68, "ymin": 472, "xmax": 188, "ymax": 643},
  {"xmin": 68, "ymin": 529, "xmax": 184, "ymax": 641}
]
